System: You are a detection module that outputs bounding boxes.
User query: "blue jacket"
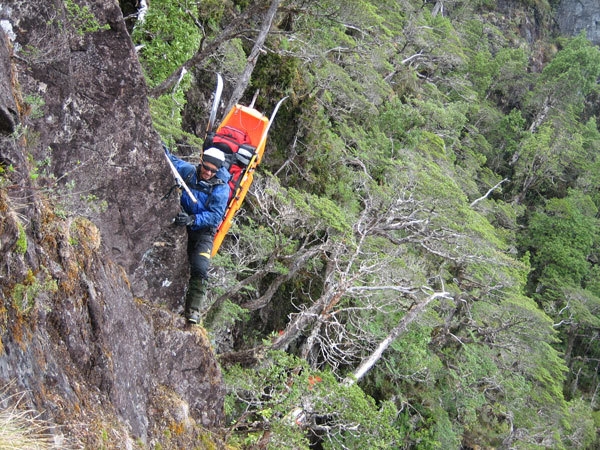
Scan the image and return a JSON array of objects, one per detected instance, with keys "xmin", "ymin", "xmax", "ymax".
[{"xmin": 167, "ymin": 151, "xmax": 231, "ymax": 231}]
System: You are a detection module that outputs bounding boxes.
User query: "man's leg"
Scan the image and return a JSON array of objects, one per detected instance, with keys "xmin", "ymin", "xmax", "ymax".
[
  {"xmin": 184, "ymin": 277, "xmax": 206, "ymax": 323},
  {"xmin": 185, "ymin": 232, "xmax": 214, "ymax": 323}
]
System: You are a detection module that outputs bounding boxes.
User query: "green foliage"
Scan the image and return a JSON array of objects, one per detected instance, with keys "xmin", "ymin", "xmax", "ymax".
[
  {"xmin": 286, "ymin": 187, "xmax": 353, "ymax": 236},
  {"xmin": 561, "ymin": 398, "xmax": 596, "ymax": 449},
  {"xmin": 439, "ymin": 296, "xmax": 566, "ymax": 447},
  {"xmin": 540, "ymin": 33, "xmax": 600, "ymax": 100},
  {"xmin": 407, "ymin": 157, "xmax": 468, "ymax": 216},
  {"xmin": 511, "ymin": 123, "xmax": 572, "ymax": 201},
  {"xmin": 525, "ymin": 191, "xmax": 598, "ymax": 288},
  {"xmin": 466, "ymin": 47, "xmax": 530, "ymax": 102},
  {"xmin": 207, "ymin": 299, "xmax": 249, "ymax": 330},
  {"xmin": 223, "ymin": 350, "xmax": 400, "ymax": 449},
  {"xmin": 64, "ymin": 0, "xmax": 110, "ymax": 35},
  {"xmin": 149, "ymin": 93, "xmax": 203, "ymax": 149},
  {"xmin": 483, "ymin": 108, "xmax": 526, "ymax": 173},
  {"xmin": 252, "ymin": 49, "xmax": 299, "ymax": 99},
  {"xmin": 196, "ymin": 0, "xmax": 226, "ymax": 25},
  {"xmin": 15, "ymin": 222, "xmax": 27, "ymax": 255},
  {"xmin": 525, "ymin": 33, "xmax": 600, "ymax": 125},
  {"xmin": 572, "ymin": 117, "xmax": 600, "ymax": 198},
  {"xmin": 376, "ymin": 97, "xmax": 426, "ymax": 149},
  {"xmin": 131, "ymin": 0, "xmax": 201, "ymax": 86},
  {"xmin": 521, "ymin": 191, "xmax": 600, "ymax": 418}
]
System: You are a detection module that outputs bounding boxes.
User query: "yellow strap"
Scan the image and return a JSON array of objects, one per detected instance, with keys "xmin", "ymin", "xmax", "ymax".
[{"xmin": 199, "ymin": 252, "xmax": 211, "ymax": 259}]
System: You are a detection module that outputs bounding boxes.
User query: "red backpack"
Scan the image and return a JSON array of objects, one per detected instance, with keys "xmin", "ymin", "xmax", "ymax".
[{"xmin": 204, "ymin": 126, "xmax": 257, "ymax": 201}]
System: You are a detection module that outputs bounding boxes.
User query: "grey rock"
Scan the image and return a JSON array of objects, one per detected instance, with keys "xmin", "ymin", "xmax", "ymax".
[
  {"xmin": 557, "ymin": 0, "xmax": 600, "ymax": 45},
  {"xmin": 0, "ymin": 1, "xmax": 223, "ymax": 447}
]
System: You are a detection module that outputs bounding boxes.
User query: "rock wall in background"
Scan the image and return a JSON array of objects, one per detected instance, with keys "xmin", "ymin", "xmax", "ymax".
[{"xmin": 558, "ymin": 0, "xmax": 600, "ymax": 45}]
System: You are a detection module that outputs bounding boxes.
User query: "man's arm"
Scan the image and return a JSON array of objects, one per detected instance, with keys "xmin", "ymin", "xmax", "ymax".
[
  {"xmin": 191, "ymin": 183, "xmax": 230, "ymax": 229},
  {"xmin": 163, "ymin": 146, "xmax": 198, "ymax": 203}
]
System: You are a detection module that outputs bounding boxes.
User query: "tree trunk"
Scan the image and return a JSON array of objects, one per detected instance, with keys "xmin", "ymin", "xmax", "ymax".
[
  {"xmin": 223, "ymin": 0, "xmax": 282, "ymax": 112},
  {"xmin": 148, "ymin": 6, "xmax": 257, "ymax": 98},
  {"xmin": 344, "ymin": 290, "xmax": 451, "ymax": 386},
  {"xmin": 241, "ymin": 246, "xmax": 323, "ymax": 311}
]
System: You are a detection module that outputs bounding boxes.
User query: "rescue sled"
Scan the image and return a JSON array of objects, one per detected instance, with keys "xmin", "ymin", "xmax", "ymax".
[{"xmin": 203, "ymin": 74, "xmax": 286, "ymax": 256}]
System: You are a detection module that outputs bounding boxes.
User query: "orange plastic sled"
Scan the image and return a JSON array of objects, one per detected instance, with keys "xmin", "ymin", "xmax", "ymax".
[
  {"xmin": 203, "ymin": 74, "xmax": 286, "ymax": 257},
  {"xmin": 210, "ymin": 105, "xmax": 269, "ymax": 256}
]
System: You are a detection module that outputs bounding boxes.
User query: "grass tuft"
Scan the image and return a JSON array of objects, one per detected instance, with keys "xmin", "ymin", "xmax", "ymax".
[{"xmin": 0, "ymin": 390, "xmax": 63, "ymax": 449}]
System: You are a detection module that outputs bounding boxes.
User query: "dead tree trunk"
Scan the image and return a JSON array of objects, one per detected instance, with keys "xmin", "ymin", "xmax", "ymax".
[
  {"xmin": 344, "ymin": 290, "xmax": 451, "ymax": 386},
  {"xmin": 223, "ymin": 0, "xmax": 282, "ymax": 112}
]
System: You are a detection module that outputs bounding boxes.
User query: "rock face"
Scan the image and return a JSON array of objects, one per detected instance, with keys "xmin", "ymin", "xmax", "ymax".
[
  {"xmin": 0, "ymin": 29, "xmax": 17, "ymax": 134},
  {"xmin": 0, "ymin": 0, "xmax": 224, "ymax": 447},
  {"xmin": 557, "ymin": 0, "xmax": 600, "ymax": 45}
]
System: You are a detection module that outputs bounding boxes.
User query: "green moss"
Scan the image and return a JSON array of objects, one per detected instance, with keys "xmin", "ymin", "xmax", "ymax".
[
  {"xmin": 11, "ymin": 269, "xmax": 58, "ymax": 315},
  {"xmin": 64, "ymin": 0, "xmax": 110, "ymax": 36},
  {"xmin": 15, "ymin": 222, "xmax": 27, "ymax": 255}
]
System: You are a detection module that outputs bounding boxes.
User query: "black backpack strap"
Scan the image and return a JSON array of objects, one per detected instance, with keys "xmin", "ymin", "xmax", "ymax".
[{"xmin": 161, "ymin": 183, "xmax": 180, "ymax": 201}]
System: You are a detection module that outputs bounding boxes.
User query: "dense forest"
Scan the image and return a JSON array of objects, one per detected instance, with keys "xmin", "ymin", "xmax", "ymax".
[{"xmin": 125, "ymin": 0, "xmax": 600, "ymax": 448}]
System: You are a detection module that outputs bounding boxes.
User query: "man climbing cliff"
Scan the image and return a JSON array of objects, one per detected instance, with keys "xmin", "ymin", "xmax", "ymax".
[{"xmin": 166, "ymin": 146, "xmax": 231, "ymax": 324}]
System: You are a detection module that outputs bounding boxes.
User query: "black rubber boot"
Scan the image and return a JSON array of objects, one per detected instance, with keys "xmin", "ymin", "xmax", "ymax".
[{"xmin": 185, "ymin": 277, "xmax": 207, "ymax": 324}]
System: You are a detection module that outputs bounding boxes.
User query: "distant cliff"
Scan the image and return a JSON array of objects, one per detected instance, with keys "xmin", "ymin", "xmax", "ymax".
[
  {"xmin": 0, "ymin": 0, "xmax": 224, "ymax": 447},
  {"xmin": 558, "ymin": 0, "xmax": 600, "ymax": 45}
]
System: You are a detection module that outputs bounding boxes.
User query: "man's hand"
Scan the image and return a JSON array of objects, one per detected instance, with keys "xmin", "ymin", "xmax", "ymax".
[{"xmin": 174, "ymin": 212, "xmax": 195, "ymax": 226}]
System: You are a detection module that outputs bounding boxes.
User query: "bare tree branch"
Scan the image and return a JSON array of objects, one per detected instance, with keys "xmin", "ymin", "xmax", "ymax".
[
  {"xmin": 344, "ymin": 288, "xmax": 452, "ymax": 386},
  {"xmin": 223, "ymin": 0, "xmax": 282, "ymax": 112},
  {"xmin": 148, "ymin": 6, "xmax": 258, "ymax": 98},
  {"xmin": 241, "ymin": 245, "xmax": 324, "ymax": 310},
  {"xmin": 470, "ymin": 178, "xmax": 509, "ymax": 207}
]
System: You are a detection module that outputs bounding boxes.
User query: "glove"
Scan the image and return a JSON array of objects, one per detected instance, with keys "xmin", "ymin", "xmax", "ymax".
[{"xmin": 174, "ymin": 212, "xmax": 195, "ymax": 226}]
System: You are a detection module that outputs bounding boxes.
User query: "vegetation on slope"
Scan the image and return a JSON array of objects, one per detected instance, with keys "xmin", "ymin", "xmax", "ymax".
[{"xmin": 133, "ymin": 0, "xmax": 600, "ymax": 448}]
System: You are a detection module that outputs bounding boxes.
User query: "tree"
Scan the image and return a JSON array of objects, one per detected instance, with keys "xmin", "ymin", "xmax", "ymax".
[
  {"xmin": 222, "ymin": 350, "xmax": 401, "ymax": 449},
  {"xmin": 131, "ymin": 0, "xmax": 600, "ymax": 446},
  {"xmin": 525, "ymin": 33, "xmax": 600, "ymax": 132},
  {"xmin": 143, "ymin": 1, "xmax": 270, "ymax": 97},
  {"xmin": 131, "ymin": 0, "xmax": 202, "ymax": 87},
  {"xmin": 522, "ymin": 191, "xmax": 600, "ymax": 408},
  {"xmin": 222, "ymin": 0, "xmax": 283, "ymax": 113},
  {"xmin": 525, "ymin": 191, "xmax": 597, "ymax": 292}
]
